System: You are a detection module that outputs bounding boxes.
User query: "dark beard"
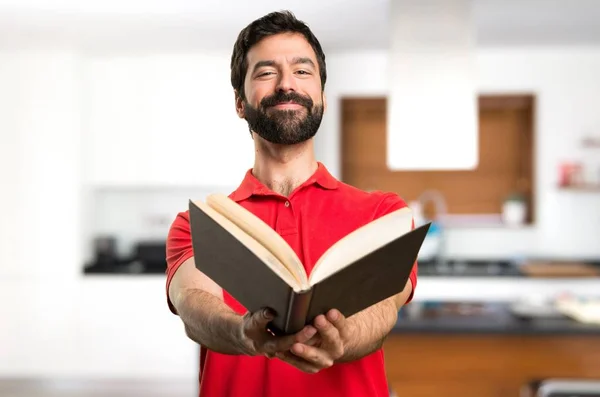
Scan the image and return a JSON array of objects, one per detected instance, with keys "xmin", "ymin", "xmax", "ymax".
[{"xmin": 243, "ymin": 91, "xmax": 324, "ymax": 145}]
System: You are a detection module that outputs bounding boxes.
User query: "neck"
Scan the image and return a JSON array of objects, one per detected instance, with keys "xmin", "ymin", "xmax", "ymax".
[{"xmin": 252, "ymin": 134, "xmax": 318, "ymax": 197}]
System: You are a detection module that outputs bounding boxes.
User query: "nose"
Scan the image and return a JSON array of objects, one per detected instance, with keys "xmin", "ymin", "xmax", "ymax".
[{"xmin": 276, "ymin": 68, "xmax": 298, "ymax": 93}]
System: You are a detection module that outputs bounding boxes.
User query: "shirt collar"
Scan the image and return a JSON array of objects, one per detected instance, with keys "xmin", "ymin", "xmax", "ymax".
[{"xmin": 229, "ymin": 161, "xmax": 338, "ymax": 202}]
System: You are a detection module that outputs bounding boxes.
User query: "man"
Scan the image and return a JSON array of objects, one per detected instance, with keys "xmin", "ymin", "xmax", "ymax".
[{"xmin": 165, "ymin": 10, "xmax": 418, "ymax": 397}]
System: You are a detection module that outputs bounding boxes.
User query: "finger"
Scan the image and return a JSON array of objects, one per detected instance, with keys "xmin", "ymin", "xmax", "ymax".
[
  {"xmin": 270, "ymin": 325, "xmax": 317, "ymax": 349},
  {"xmin": 244, "ymin": 308, "xmax": 275, "ymax": 338},
  {"xmin": 313, "ymin": 315, "xmax": 344, "ymax": 359},
  {"xmin": 294, "ymin": 325, "xmax": 317, "ymax": 344},
  {"xmin": 265, "ymin": 325, "xmax": 317, "ymax": 354},
  {"xmin": 299, "ymin": 324, "xmax": 322, "ymax": 347},
  {"xmin": 304, "ymin": 333, "xmax": 322, "ymax": 347},
  {"xmin": 290, "ymin": 343, "xmax": 334, "ymax": 369},
  {"xmin": 252, "ymin": 308, "xmax": 275, "ymax": 329},
  {"xmin": 326, "ymin": 309, "xmax": 347, "ymax": 330},
  {"xmin": 314, "ymin": 315, "xmax": 341, "ymax": 346},
  {"xmin": 276, "ymin": 351, "xmax": 323, "ymax": 374}
]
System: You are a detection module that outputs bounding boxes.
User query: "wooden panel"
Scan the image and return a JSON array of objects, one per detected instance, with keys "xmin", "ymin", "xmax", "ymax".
[
  {"xmin": 340, "ymin": 96, "xmax": 535, "ymax": 222},
  {"xmin": 388, "ymin": 380, "xmax": 509, "ymax": 397},
  {"xmin": 383, "ymin": 334, "xmax": 600, "ymax": 397},
  {"xmin": 341, "ymin": 98, "xmax": 387, "ymax": 171},
  {"xmin": 345, "ymin": 169, "xmax": 518, "ymax": 213}
]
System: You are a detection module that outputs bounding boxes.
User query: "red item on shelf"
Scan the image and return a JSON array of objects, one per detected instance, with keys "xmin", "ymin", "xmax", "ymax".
[{"xmin": 559, "ymin": 162, "xmax": 584, "ymax": 186}]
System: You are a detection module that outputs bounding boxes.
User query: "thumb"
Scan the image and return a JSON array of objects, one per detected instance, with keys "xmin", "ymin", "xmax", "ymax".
[{"xmin": 250, "ymin": 308, "xmax": 275, "ymax": 330}]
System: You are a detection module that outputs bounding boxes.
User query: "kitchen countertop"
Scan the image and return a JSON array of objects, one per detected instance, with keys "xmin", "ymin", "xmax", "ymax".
[
  {"xmin": 416, "ymin": 258, "xmax": 600, "ymax": 278},
  {"xmin": 417, "ymin": 259, "xmax": 522, "ymax": 277},
  {"xmin": 392, "ymin": 301, "xmax": 600, "ymax": 335},
  {"xmin": 83, "ymin": 254, "xmax": 600, "ymax": 278}
]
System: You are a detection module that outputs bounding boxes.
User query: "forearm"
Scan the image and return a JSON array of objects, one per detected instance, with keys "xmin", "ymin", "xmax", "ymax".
[
  {"xmin": 337, "ymin": 279, "xmax": 412, "ymax": 363},
  {"xmin": 177, "ymin": 288, "xmax": 248, "ymax": 355},
  {"xmin": 336, "ymin": 296, "xmax": 399, "ymax": 363}
]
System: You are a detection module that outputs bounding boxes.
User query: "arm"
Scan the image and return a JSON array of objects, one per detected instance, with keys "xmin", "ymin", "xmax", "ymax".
[
  {"xmin": 165, "ymin": 210, "xmax": 317, "ymax": 358},
  {"xmin": 168, "ymin": 258, "xmax": 249, "ymax": 355},
  {"xmin": 170, "ymin": 258, "xmax": 317, "ymax": 356},
  {"xmin": 336, "ymin": 277, "xmax": 412, "ymax": 363}
]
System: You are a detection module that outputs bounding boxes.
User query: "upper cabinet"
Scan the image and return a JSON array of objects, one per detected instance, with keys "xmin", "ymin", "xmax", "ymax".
[
  {"xmin": 83, "ymin": 54, "xmax": 254, "ymax": 188},
  {"xmin": 341, "ymin": 96, "xmax": 536, "ymax": 224}
]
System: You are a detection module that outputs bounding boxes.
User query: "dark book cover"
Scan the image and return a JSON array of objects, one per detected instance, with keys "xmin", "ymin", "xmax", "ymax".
[
  {"xmin": 189, "ymin": 200, "xmax": 430, "ymax": 335},
  {"xmin": 305, "ymin": 223, "xmax": 430, "ymax": 326},
  {"xmin": 189, "ymin": 200, "xmax": 295, "ymax": 334}
]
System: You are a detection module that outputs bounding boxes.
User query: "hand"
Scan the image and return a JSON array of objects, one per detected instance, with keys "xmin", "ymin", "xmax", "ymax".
[
  {"xmin": 275, "ymin": 309, "xmax": 348, "ymax": 374},
  {"xmin": 237, "ymin": 308, "xmax": 317, "ymax": 358}
]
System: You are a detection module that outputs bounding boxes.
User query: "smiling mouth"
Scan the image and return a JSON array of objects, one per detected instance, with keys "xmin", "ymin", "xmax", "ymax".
[{"xmin": 271, "ymin": 102, "xmax": 304, "ymax": 110}]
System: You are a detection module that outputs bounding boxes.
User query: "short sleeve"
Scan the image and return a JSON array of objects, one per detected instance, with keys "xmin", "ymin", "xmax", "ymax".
[
  {"xmin": 165, "ymin": 211, "xmax": 195, "ymax": 314},
  {"xmin": 373, "ymin": 193, "xmax": 418, "ymax": 305}
]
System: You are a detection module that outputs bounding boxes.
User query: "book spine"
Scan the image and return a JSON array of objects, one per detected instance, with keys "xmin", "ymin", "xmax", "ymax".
[{"xmin": 284, "ymin": 289, "xmax": 313, "ymax": 335}]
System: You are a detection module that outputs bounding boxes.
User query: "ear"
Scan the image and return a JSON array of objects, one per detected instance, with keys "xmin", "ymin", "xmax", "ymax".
[
  {"xmin": 234, "ymin": 90, "xmax": 245, "ymax": 119},
  {"xmin": 322, "ymin": 91, "xmax": 327, "ymax": 112}
]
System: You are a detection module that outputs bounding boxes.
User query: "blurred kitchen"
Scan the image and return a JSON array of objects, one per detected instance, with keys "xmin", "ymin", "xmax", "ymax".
[{"xmin": 1, "ymin": 0, "xmax": 600, "ymax": 396}]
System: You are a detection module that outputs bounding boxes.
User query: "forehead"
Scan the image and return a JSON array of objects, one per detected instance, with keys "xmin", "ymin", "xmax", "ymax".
[{"xmin": 246, "ymin": 32, "xmax": 318, "ymax": 67}]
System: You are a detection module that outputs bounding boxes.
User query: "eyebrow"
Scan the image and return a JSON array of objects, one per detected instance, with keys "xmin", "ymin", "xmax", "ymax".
[{"xmin": 251, "ymin": 57, "xmax": 316, "ymax": 74}]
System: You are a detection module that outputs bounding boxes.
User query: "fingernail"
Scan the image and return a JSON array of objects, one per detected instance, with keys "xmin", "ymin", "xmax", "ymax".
[
  {"xmin": 329, "ymin": 310, "xmax": 338, "ymax": 321},
  {"xmin": 305, "ymin": 326, "xmax": 316, "ymax": 337},
  {"xmin": 263, "ymin": 308, "xmax": 273, "ymax": 318},
  {"xmin": 293, "ymin": 344, "xmax": 304, "ymax": 354},
  {"xmin": 316, "ymin": 316, "xmax": 327, "ymax": 327}
]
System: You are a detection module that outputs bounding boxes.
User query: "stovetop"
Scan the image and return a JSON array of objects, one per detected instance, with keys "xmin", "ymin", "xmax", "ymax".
[{"xmin": 417, "ymin": 259, "xmax": 523, "ymax": 277}]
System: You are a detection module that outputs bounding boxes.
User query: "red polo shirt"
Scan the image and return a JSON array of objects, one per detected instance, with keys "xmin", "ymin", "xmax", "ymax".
[{"xmin": 166, "ymin": 162, "xmax": 417, "ymax": 397}]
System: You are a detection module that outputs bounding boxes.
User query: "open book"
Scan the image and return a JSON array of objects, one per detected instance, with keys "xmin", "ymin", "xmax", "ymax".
[{"xmin": 188, "ymin": 193, "xmax": 430, "ymax": 335}]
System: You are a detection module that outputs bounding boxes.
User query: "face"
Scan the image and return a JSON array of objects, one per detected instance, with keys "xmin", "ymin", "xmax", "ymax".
[{"xmin": 236, "ymin": 32, "xmax": 326, "ymax": 145}]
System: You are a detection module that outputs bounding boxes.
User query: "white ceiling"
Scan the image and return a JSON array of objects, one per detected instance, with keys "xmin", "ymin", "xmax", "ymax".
[{"xmin": 1, "ymin": 0, "xmax": 600, "ymax": 52}]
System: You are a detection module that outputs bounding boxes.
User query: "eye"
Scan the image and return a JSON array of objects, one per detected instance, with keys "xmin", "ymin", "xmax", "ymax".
[
  {"xmin": 258, "ymin": 71, "xmax": 275, "ymax": 77},
  {"xmin": 296, "ymin": 70, "xmax": 310, "ymax": 75}
]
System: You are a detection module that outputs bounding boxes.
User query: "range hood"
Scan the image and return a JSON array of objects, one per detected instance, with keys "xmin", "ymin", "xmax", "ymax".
[{"xmin": 387, "ymin": 0, "xmax": 479, "ymax": 171}]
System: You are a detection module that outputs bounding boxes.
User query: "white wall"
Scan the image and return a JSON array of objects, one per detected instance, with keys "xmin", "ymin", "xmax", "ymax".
[
  {"xmin": 0, "ymin": 51, "xmax": 199, "ymax": 381},
  {"xmin": 0, "ymin": 50, "xmax": 83, "ymax": 279},
  {"xmin": 82, "ymin": 53, "xmax": 254, "ymax": 188},
  {"xmin": 320, "ymin": 47, "xmax": 600, "ymax": 259}
]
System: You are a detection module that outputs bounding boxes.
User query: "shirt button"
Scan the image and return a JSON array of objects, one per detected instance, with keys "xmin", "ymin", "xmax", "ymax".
[{"xmin": 284, "ymin": 201, "xmax": 290, "ymax": 207}]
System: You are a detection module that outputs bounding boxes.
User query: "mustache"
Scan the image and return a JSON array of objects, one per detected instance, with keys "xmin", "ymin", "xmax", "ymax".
[{"xmin": 260, "ymin": 91, "xmax": 313, "ymax": 110}]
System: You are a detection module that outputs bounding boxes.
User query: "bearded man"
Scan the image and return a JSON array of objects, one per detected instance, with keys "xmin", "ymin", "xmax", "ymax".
[{"xmin": 164, "ymin": 10, "xmax": 418, "ymax": 397}]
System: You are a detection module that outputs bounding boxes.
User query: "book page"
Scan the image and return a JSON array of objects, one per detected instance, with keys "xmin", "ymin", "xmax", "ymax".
[
  {"xmin": 206, "ymin": 193, "xmax": 309, "ymax": 289},
  {"xmin": 190, "ymin": 199, "xmax": 303, "ymax": 292},
  {"xmin": 309, "ymin": 207, "xmax": 414, "ymax": 285}
]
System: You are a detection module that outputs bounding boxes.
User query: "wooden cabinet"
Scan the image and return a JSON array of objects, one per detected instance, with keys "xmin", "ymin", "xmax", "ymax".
[
  {"xmin": 340, "ymin": 96, "xmax": 536, "ymax": 223},
  {"xmin": 383, "ymin": 333, "xmax": 600, "ymax": 397}
]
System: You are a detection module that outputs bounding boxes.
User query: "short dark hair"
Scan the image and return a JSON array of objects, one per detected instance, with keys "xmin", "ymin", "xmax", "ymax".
[{"xmin": 230, "ymin": 10, "xmax": 327, "ymax": 101}]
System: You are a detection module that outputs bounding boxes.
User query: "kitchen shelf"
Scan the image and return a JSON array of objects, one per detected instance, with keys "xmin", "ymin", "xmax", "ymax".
[
  {"xmin": 582, "ymin": 137, "xmax": 600, "ymax": 148},
  {"xmin": 558, "ymin": 184, "xmax": 600, "ymax": 192}
]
